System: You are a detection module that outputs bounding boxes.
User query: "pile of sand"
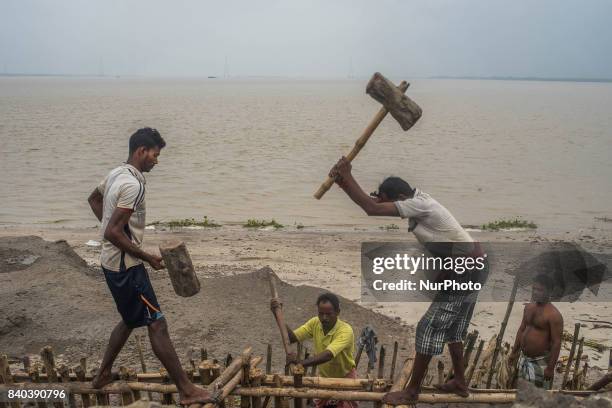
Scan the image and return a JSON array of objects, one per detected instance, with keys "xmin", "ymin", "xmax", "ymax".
[{"xmin": 0, "ymin": 236, "xmax": 414, "ymax": 374}]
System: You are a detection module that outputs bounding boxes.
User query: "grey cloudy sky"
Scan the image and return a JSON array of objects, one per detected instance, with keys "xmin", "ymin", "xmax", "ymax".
[{"xmin": 1, "ymin": 0, "xmax": 611, "ymax": 78}]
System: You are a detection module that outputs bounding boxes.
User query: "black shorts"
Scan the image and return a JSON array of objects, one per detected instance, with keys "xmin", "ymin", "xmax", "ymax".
[{"xmin": 103, "ymin": 263, "xmax": 164, "ymax": 328}]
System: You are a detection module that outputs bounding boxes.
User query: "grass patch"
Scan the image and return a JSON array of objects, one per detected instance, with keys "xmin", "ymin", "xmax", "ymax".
[
  {"xmin": 243, "ymin": 219, "xmax": 284, "ymax": 229},
  {"xmin": 379, "ymin": 224, "xmax": 400, "ymax": 231},
  {"xmin": 482, "ymin": 218, "xmax": 537, "ymax": 231},
  {"xmin": 148, "ymin": 216, "xmax": 221, "ymax": 228}
]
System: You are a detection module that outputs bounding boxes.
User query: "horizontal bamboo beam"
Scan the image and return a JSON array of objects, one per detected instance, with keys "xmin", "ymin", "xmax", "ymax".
[
  {"xmin": 232, "ymin": 386, "xmax": 599, "ymax": 404},
  {"xmin": 261, "ymin": 375, "xmax": 375, "ymax": 390}
]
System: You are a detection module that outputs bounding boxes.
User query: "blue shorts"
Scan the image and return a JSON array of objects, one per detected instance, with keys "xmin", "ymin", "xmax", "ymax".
[{"xmin": 103, "ymin": 263, "xmax": 164, "ymax": 328}]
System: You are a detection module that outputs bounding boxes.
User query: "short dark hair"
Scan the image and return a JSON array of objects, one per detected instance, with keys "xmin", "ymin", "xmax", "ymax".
[
  {"xmin": 129, "ymin": 127, "xmax": 166, "ymax": 155},
  {"xmin": 533, "ymin": 274, "xmax": 553, "ymax": 290},
  {"xmin": 375, "ymin": 177, "xmax": 414, "ymax": 200},
  {"xmin": 317, "ymin": 292, "xmax": 340, "ymax": 312}
]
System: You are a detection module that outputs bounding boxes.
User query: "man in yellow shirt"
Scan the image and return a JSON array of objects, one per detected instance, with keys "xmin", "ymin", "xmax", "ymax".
[{"xmin": 270, "ymin": 293, "xmax": 357, "ymax": 408}]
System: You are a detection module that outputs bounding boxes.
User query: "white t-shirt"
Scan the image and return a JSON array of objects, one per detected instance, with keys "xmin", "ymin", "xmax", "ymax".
[
  {"xmin": 97, "ymin": 164, "xmax": 146, "ymax": 272},
  {"xmin": 394, "ymin": 189, "xmax": 473, "ymax": 244}
]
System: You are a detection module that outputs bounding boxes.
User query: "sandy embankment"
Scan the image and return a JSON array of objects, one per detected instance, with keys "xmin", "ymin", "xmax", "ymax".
[{"xmin": 0, "ymin": 224, "xmax": 611, "ymax": 382}]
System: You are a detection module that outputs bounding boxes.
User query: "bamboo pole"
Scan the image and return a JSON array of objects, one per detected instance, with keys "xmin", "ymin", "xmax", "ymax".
[
  {"xmin": 382, "ymin": 356, "xmax": 414, "ymax": 408},
  {"xmin": 486, "ymin": 278, "xmax": 519, "ymax": 388},
  {"xmin": 191, "ymin": 356, "xmax": 263, "ymax": 408},
  {"xmin": 571, "ymin": 338, "xmax": 585, "ymax": 389},
  {"xmin": 28, "ymin": 363, "xmax": 47, "ymax": 408},
  {"xmin": 118, "ymin": 366, "xmax": 135, "ymax": 405},
  {"xmin": 234, "ymin": 386, "xmax": 521, "ymax": 404},
  {"xmin": 22, "ymin": 356, "xmax": 31, "ymax": 372},
  {"xmin": 266, "ymin": 344, "xmax": 272, "ymax": 375},
  {"xmin": 211, "ymin": 348, "xmax": 253, "ymax": 391},
  {"xmin": 562, "ymin": 323, "xmax": 581, "ymax": 390},
  {"xmin": 40, "ymin": 346, "xmax": 59, "ymax": 383},
  {"xmin": 251, "ymin": 368, "xmax": 264, "ymax": 408},
  {"xmin": 292, "ymin": 365, "xmax": 304, "ymax": 408},
  {"xmin": 134, "ymin": 334, "xmax": 153, "ymax": 401},
  {"xmin": 377, "ymin": 345, "xmax": 386, "ymax": 380},
  {"xmin": 58, "ymin": 365, "xmax": 77, "ymax": 407},
  {"xmin": 466, "ymin": 340, "xmax": 485, "ymax": 387},
  {"xmin": 200, "ymin": 360, "xmax": 214, "ymax": 386},
  {"xmin": 261, "ymin": 375, "xmax": 373, "ymax": 389},
  {"xmin": 463, "ymin": 331, "xmax": 479, "ymax": 374},
  {"xmin": 0, "ymin": 354, "xmax": 19, "ymax": 408},
  {"xmin": 389, "ymin": 342, "xmax": 399, "ymax": 383},
  {"xmin": 436, "ymin": 361, "xmax": 444, "ymax": 386},
  {"xmin": 74, "ymin": 364, "xmax": 91, "ymax": 408}
]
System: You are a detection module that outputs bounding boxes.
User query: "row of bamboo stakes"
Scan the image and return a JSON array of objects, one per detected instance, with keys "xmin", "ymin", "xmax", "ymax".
[{"xmin": 1, "ymin": 332, "xmax": 608, "ymax": 408}]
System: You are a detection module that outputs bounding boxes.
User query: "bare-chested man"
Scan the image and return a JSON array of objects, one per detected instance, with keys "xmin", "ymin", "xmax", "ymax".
[{"xmin": 510, "ymin": 274, "xmax": 563, "ymax": 389}]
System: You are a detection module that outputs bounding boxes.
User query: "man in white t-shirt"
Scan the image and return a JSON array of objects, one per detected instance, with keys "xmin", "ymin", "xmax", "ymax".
[
  {"xmin": 330, "ymin": 157, "xmax": 482, "ymax": 403},
  {"xmin": 87, "ymin": 128, "xmax": 212, "ymax": 405}
]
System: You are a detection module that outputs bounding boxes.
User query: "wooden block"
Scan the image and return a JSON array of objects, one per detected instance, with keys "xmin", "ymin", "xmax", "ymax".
[{"xmin": 159, "ymin": 241, "xmax": 200, "ymax": 297}]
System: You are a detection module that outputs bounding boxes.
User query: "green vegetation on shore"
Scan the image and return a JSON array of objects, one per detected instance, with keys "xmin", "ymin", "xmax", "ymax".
[
  {"xmin": 482, "ymin": 218, "xmax": 537, "ymax": 231},
  {"xmin": 243, "ymin": 219, "xmax": 284, "ymax": 229},
  {"xmin": 148, "ymin": 216, "xmax": 221, "ymax": 228}
]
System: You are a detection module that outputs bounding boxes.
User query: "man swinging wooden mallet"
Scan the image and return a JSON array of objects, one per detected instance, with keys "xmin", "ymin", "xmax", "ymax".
[{"xmin": 319, "ymin": 73, "xmax": 484, "ymax": 403}]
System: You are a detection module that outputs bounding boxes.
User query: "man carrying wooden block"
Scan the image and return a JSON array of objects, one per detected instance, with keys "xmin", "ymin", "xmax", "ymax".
[
  {"xmin": 87, "ymin": 127, "xmax": 212, "ymax": 405},
  {"xmin": 329, "ymin": 158, "xmax": 483, "ymax": 403},
  {"xmin": 270, "ymin": 293, "xmax": 358, "ymax": 408}
]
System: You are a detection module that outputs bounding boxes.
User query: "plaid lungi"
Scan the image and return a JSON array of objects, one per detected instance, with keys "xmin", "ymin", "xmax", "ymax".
[
  {"xmin": 415, "ymin": 293, "xmax": 475, "ymax": 356},
  {"xmin": 518, "ymin": 353, "xmax": 551, "ymax": 389}
]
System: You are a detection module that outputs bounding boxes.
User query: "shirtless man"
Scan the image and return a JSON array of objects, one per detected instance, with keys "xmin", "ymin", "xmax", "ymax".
[{"xmin": 510, "ymin": 274, "xmax": 563, "ymax": 389}]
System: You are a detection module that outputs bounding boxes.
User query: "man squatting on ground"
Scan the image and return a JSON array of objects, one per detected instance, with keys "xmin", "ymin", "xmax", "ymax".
[
  {"xmin": 87, "ymin": 128, "xmax": 212, "ymax": 405},
  {"xmin": 271, "ymin": 293, "xmax": 358, "ymax": 408},
  {"xmin": 509, "ymin": 274, "xmax": 563, "ymax": 389},
  {"xmin": 330, "ymin": 157, "xmax": 483, "ymax": 403}
]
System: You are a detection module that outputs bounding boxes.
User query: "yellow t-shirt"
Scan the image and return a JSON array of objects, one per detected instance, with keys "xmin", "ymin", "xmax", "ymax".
[{"xmin": 293, "ymin": 317, "xmax": 356, "ymax": 378}]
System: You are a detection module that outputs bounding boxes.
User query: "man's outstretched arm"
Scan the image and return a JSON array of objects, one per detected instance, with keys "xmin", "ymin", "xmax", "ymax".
[{"xmin": 330, "ymin": 157, "xmax": 399, "ymax": 217}]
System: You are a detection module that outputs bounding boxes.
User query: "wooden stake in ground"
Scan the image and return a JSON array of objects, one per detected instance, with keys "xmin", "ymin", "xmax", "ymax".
[
  {"xmin": 486, "ymin": 278, "xmax": 519, "ymax": 388},
  {"xmin": 562, "ymin": 323, "xmax": 581, "ymax": 390},
  {"xmin": 389, "ymin": 341, "xmax": 399, "ymax": 383},
  {"xmin": 313, "ymin": 72, "xmax": 421, "ymax": 199},
  {"xmin": 382, "ymin": 357, "xmax": 414, "ymax": 408},
  {"xmin": 466, "ymin": 340, "xmax": 485, "ymax": 387},
  {"xmin": 159, "ymin": 240, "xmax": 200, "ymax": 297}
]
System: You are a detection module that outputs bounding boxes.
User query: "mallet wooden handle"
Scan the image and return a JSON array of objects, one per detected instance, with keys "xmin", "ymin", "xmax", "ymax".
[
  {"xmin": 269, "ymin": 274, "xmax": 292, "ymax": 356},
  {"xmin": 313, "ymin": 80, "xmax": 409, "ymax": 200}
]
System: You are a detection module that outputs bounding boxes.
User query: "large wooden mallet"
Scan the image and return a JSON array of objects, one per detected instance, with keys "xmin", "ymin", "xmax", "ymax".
[
  {"xmin": 268, "ymin": 272, "xmax": 292, "ymax": 356},
  {"xmin": 313, "ymin": 72, "xmax": 422, "ymax": 199}
]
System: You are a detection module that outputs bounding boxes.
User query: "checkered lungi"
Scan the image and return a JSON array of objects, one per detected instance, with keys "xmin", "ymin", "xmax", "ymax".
[
  {"xmin": 415, "ymin": 293, "xmax": 475, "ymax": 356},
  {"xmin": 518, "ymin": 353, "xmax": 551, "ymax": 389}
]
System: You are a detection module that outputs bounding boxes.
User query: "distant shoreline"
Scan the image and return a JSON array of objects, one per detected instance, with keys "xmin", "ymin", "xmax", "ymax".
[
  {"xmin": 430, "ymin": 75, "xmax": 612, "ymax": 83},
  {"xmin": 2, "ymin": 73, "xmax": 612, "ymax": 83}
]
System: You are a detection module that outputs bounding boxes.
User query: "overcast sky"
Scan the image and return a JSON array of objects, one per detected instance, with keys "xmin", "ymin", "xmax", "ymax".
[{"xmin": 1, "ymin": 0, "xmax": 611, "ymax": 78}]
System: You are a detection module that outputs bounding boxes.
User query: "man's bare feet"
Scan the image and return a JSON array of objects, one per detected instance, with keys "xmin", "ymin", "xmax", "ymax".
[
  {"xmin": 382, "ymin": 387, "xmax": 420, "ymax": 405},
  {"xmin": 434, "ymin": 379, "xmax": 469, "ymax": 398},
  {"xmin": 179, "ymin": 386, "xmax": 215, "ymax": 406},
  {"xmin": 91, "ymin": 369, "xmax": 114, "ymax": 389}
]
